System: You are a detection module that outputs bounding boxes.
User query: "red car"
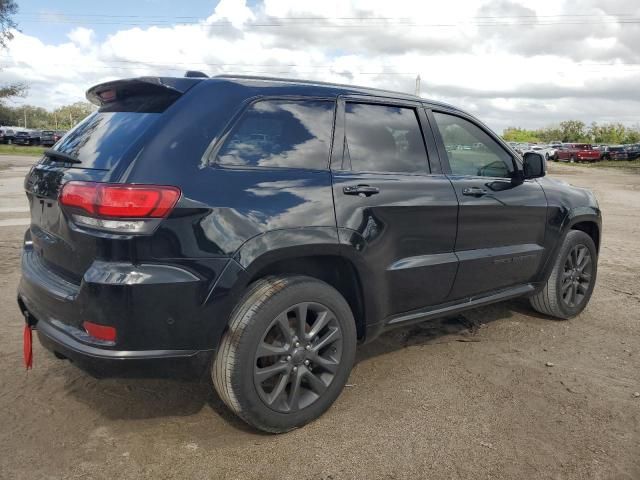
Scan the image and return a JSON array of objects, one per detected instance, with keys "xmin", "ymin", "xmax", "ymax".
[{"xmin": 555, "ymin": 144, "xmax": 601, "ymax": 163}]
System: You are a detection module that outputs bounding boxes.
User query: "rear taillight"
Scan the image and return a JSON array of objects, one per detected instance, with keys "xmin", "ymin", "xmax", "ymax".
[{"xmin": 59, "ymin": 181, "xmax": 180, "ymax": 234}]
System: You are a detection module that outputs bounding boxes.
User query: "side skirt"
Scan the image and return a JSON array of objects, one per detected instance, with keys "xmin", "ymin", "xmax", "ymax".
[{"xmin": 381, "ymin": 283, "xmax": 535, "ymax": 332}]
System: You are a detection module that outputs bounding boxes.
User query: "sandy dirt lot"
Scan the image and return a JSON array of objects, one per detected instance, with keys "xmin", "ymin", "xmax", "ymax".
[{"xmin": 0, "ymin": 154, "xmax": 638, "ymax": 479}]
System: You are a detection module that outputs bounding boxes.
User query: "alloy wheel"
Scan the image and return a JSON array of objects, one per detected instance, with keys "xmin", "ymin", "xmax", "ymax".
[
  {"xmin": 253, "ymin": 302, "xmax": 343, "ymax": 413},
  {"xmin": 561, "ymin": 244, "xmax": 592, "ymax": 308}
]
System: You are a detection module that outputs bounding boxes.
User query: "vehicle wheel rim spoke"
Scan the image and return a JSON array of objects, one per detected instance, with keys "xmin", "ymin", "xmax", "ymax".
[
  {"xmin": 294, "ymin": 302, "xmax": 309, "ymax": 340},
  {"xmin": 288, "ymin": 367, "xmax": 304, "ymax": 412},
  {"xmin": 311, "ymin": 327, "xmax": 340, "ymax": 353},
  {"xmin": 307, "ymin": 311, "xmax": 331, "ymax": 340},
  {"xmin": 254, "ymin": 301, "xmax": 343, "ymax": 413},
  {"xmin": 256, "ymin": 342, "xmax": 289, "ymax": 359},
  {"xmin": 267, "ymin": 370, "xmax": 291, "ymax": 406},
  {"xmin": 310, "ymin": 353, "xmax": 339, "ymax": 373},
  {"xmin": 275, "ymin": 312, "xmax": 294, "ymax": 344},
  {"xmin": 255, "ymin": 362, "xmax": 289, "ymax": 382},
  {"xmin": 303, "ymin": 368, "xmax": 328, "ymax": 395}
]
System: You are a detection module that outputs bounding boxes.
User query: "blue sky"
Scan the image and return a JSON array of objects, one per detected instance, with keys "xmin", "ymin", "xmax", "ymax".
[{"xmin": 15, "ymin": 0, "xmax": 231, "ymax": 43}]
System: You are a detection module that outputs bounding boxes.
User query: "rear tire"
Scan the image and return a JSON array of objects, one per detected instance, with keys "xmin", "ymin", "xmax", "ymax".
[
  {"xmin": 570, "ymin": 155, "xmax": 576, "ymax": 163},
  {"xmin": 530, "ymin": 230, "xmax": 597, "ymax": 319},
  {"xmin": 212, "ymin": 275, "xmax": 357, "ymax": 433}
]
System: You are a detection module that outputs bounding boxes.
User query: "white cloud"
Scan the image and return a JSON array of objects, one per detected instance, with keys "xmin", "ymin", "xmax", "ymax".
[
  {"xmin": 2, "ymin": 0, "xmax": 640, "ymax": 133},
  {"xmin": 67, "ymin": 27, "xmax": 94, "ymax": 49}
]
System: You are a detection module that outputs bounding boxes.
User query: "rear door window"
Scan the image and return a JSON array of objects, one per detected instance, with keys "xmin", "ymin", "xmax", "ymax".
[
  {"xmin": 217, "ymin": 99, "xmax": 335, "ymax": 170},
  {"xmin": 344, "ymin": 103, "xmax": 428, "ymax": 174}
]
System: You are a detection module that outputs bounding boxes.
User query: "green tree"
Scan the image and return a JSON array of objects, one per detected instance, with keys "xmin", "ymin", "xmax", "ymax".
[
  {"xmin": 502, "ymin": 127, "xmax": 540, "ymax": 143},
  {"xmin": 0, "ymin": 0, "xmax": 27, "ymax": 110},
  {"xmin": 0, "ymin": 101, "xmax": 96, "ymax": 129},
  {"xmin": 559, "ymin": 120, "xmax": 587, "ymax": 142},
  {"xmin": 0, "ymin": 0, "xmax": 17, "ymax": 48}
]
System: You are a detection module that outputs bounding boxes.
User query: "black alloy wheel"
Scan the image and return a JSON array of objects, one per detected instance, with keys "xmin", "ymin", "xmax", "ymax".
[
  {"xmin": 253, "ymin": 302, "xmax": 343, "ymax": 413},
  {"xmin": 560, "ymin": 244, "xmax": 593, "ymax": 309}
]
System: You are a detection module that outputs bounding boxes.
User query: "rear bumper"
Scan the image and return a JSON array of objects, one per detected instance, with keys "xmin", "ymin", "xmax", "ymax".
[
  {"xmin": 17, "ymin": 242, "xmax": 245, "ymax": 372},
  {"xmin": 18, "ymin": 292, "xmax": 214, "ymax": 376}
]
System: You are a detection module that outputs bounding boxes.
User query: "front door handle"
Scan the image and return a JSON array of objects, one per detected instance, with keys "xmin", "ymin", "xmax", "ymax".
[
  {"xmin": 343, "ymin": 185, "xmax": 380, "ymax": 197},
  {"xmin": 462, "ymin": 187, "xmax": 487, "ymax": 197}
]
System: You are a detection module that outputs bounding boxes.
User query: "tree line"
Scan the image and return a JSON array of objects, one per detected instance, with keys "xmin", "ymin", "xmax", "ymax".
[
  {"xmin": 503, "ymin": 120, "xmax": 640, "ymax": 145},
  {"xmin": 0, "ymin": 102, "xmax": 96, "ymax": 131}
]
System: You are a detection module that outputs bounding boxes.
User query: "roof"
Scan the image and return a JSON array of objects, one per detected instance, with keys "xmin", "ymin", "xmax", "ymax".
[{"xmin": 212, "ymin": 74, "xmax": 460, "ymax": 111}]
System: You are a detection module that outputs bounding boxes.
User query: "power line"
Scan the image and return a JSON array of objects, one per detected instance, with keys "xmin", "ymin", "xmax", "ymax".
[
  {"xmin": 16, "ymin": 11, "xmax": 638, "ymax": 19},
  {"xmin": 12, "ymin": 14, "xmax": 640, "ymax": 28},
  {"xmin": 3, "ymin": 54, "xmax": 640, "ymax": 70}
]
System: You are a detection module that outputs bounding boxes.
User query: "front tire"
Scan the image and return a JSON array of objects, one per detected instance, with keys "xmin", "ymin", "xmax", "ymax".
[
  {"xmin": 530, "ymin": 230, "xmax": 597, "ymax": 319},
  {"xmin": 212, "ymin": 275, "xmax": 357, "ymax": 433}
]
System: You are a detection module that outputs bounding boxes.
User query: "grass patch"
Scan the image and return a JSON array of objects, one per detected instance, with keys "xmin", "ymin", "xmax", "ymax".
[
  {"xmin": 560, "ymin": 159, "xmax": 640, "ymax": 170},
  {"xmin": 0, "ymin": 144, "xmax": 45, "ymax": 156}
]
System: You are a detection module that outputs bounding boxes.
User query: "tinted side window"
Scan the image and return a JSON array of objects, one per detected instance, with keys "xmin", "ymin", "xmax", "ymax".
[
  {"xmin": 217, "ymin": 100, "xmax": 335, "ymax": 169},
  {"xmin": 432, "ymin": 112, "xmax": 514, "ymax": 178},
  {"xmin": 345, "ymin": 103, "xmax": 428, "ymax": 174}
]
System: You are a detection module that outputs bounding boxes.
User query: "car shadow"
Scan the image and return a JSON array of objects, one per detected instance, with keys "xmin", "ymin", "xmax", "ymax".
[
  {"xmin": 356, "ymin": 299, "xmax": 520, "ymax": 363},
  {"xmin": 60, "ymin": 299, "xmax": 525, "ymax": 427}
]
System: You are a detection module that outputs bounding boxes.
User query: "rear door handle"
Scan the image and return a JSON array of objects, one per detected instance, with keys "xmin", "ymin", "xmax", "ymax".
[
  {"xmin": 462, "ymin": 187, "xmax": 487, "ymax": 197},
  {"xmin": 343, "ymin": 185, "xmax": 380, "ymax": 197}
]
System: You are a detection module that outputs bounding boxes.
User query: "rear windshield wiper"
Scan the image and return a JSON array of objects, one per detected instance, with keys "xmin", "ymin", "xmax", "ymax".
[{"xmin": 44, "ymin": 149, "xmax": 82, "ymax": 164}]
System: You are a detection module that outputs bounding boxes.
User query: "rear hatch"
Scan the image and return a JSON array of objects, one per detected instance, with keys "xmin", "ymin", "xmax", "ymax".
[{"xmin": 23, "ymin": 77, "xmax": 197, "ymax": 283}]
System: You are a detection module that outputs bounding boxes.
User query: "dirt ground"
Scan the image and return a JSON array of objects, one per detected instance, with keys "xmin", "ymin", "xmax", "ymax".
[{"xmin": 0, "ymin": 155, "xmax": 638, "ymax": 480}]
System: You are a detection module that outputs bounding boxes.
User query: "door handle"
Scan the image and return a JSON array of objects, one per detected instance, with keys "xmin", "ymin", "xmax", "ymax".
[
  {"xmin": 462, "ymin": 187, "xmax": 487, "ymax": 197},
  {"xmin": 343, "ymin": 185, "xmax": 380, "ymax": 197}
]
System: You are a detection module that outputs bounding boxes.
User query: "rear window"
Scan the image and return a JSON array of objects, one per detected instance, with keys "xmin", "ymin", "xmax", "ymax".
[{"xmin": 46, "ymin": 111, "xmax": 160, "ymax": 170}]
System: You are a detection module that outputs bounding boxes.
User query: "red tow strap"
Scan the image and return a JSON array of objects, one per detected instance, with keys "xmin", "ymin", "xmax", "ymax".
[{"xmin": 23, "ymin": 325, "xmax": 33, "ymax": 370}]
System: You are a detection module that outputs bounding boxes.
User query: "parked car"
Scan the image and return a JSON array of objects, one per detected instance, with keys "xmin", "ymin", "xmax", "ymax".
[
  {"xmin": 623, "ymin": 144, "xmax": 640, "ymax": 160},
  {"xmin": 40, "ymin": 130, "xmax": 65, "ymax": 147},
  {"xmin": 544, "ymin": 143, "xmax": 563, "ymax": 161},
  {"xmin": 14, "ymin": 130, "xmax": 42, "ymax": 146},
  {"xmin": 18, "ymin": 74, "xmax": 601, "ymax": 433},
  {"xmin": 0, "ymin": 126, "xmax": 17, "ymax": 144},
  {"xmin": 593, "ymin": 145, "xmax": 609, "ymax": 160},
  {"xmin": 606, "ymin": 145, "xmax": 628, "ymax": 160},
  {"xmin": 554, "ymin": 143, "xmax": 600, "ymax": 163}
]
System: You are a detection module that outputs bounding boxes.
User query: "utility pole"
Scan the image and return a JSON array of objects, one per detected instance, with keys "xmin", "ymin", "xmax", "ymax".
[
  {"xmin": 69, "ymin": 112, "xmax": 73, "ymax": 128},
  {"xmin": 415, "ymin": 75, "xmax": 421, "ymax": 97},
  {"xmin": 24, "ymin": 107, "xmax": 27, "ymax": 128}
]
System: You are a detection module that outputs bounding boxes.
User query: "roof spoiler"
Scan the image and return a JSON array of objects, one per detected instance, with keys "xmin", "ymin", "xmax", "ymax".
[
  {"xmin": 185, "ymin": 70, "xmax": 208, "ymax": 78},
  {"xmin": 86, "ymin": 77, "xmax": 203, "ymax": 107}
]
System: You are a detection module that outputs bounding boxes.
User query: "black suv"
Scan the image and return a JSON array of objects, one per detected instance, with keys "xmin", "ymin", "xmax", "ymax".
[
  {"xmin": 40, "ymin": 130, "xmax": 65, "ymax": 147},
  {"xmin": 18, "ymin": 75, "xmax": 601, "ymax": 433},
  {"xmin": 14, "ymin": 130, "xmax": 41, "ymax": 146}
]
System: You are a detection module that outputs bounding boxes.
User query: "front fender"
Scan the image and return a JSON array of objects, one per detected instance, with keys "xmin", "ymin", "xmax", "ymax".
[{"xmin": 535, "ymin": 205, "xmax": 601, "ymax": 287}]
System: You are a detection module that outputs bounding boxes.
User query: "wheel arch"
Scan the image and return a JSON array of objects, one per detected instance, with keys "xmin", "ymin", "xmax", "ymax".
[{"xmin": 244, "ymin": 252, "xmax": 367, "ymax": 340}]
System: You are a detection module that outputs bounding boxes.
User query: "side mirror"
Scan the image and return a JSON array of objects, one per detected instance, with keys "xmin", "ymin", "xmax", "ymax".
[{"xmin": 522, "ymin": 152, "xmax": 546, "ymax": 179}]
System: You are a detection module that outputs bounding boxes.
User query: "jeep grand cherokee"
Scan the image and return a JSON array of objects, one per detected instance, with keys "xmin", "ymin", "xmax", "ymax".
[{"xmin": 18, "ymin": 74, "xmax": 601, "ymax": 433}]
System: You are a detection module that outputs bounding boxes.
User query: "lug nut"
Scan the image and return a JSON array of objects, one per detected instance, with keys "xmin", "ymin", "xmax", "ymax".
[
  {"xmin": 305, "ymin": 345, "xmax": 311, "ymax": 351},
  {"xmin": 286, "ymin": 355, "xmax": 291, "ymax": 361},
  {"xmin": 304, "ymin": 360, "xmax": 310, "ymax": 366},
  {"xmin": 295, "ymin": 342, "xmax": 300, "ymax": 348},
  {"xmin": 292, "ymin": 366, "xmax": 298, "ymax": 372}
]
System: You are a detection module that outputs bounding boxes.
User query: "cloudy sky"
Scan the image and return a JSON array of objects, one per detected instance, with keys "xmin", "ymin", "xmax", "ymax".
[{"xmin": 2, "ymin": 0, "xmax": 640, "ymax": 133}]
